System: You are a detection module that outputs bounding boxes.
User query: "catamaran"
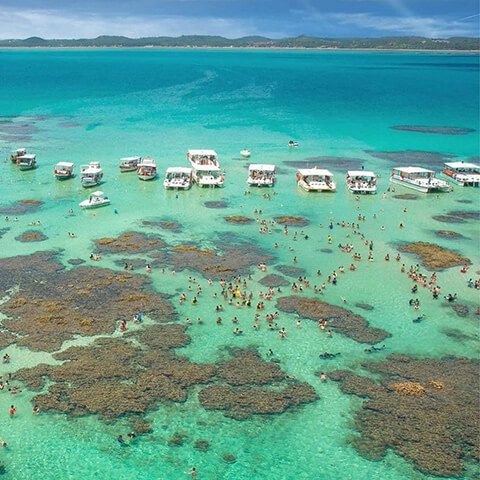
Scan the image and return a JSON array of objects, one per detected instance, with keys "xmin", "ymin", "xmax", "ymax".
[
  {"xmin": 17, "ymin": 154, "xmax": 37, "ymax": 171},
  {"xmin": 80, "ymin": 162, "xmax": 103, "ymax": 188},
  {"xmin": 53, "ymin": 162, "xmax": 74, "ymax": 180},
  {"xmin": 442, "ymin": 161, "xmax": 480, "ymax": 187},
  {"xmin": 345, "ymin": 170, "xmax": 377, "ymax": 194},
  {"xmin": 187, "ymin": 149, "xmax": 224, "ymax": 187},
  {"xmin": 296, "ymin": 168, "xmax": 336, "ymax": 192},
  {"xmin": 163, "ymin": 167, "xmax": 192, "ymax": 190},
  {"xmin": 10, "ymin": 148, "xmax": 27, "ymax": 163},
  {"xmin": 389, "ymin": 167, "xmax": 449, "ymax": 193},
  {"xmin": 247, "ymin": 164, "xmax": 276, "ymax": 187},
  {"xmin": 119, "ymin": 156, "xmax": 141, "ymax": 173},
  {"xmin": 79, "ymin": 191, "xmax": 110, "ymax": 209},
  {"xmin": 137, "ymin": 157, "xmax": 157, "ymax": 181}
]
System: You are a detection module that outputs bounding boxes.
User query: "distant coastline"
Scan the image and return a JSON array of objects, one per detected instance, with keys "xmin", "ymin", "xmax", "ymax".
[{"xmin": 0, "ymin": 34, "xmax": 478, "ymax": 51}]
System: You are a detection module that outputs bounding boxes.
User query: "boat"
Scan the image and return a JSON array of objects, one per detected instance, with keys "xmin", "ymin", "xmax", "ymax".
[
  {"xmin": 247, "ymin": 164, "xmax": 276, "ymax": 187},
  {"xmin": 346, "ymin": 170, "xmax": 377, "ymax": 194},
  {"xmin": 442, "ymin": 161, "xmax": 480, "ymax": 187},
  {"xmin": 80, "ymin": 162, "xmax": 103, "ymax": 188},
  {"xmin": 119, "ymin": 156, "xmax": 141, "ymax": 172},
  {"xmin": 187, "ymin": 149, "xmax": 224, "ymax": 187},
  {"xmin": 288, "ymin": 140, "xmax": 299, "ymax": 147},
  {"xmin": 240, "ymin": 149, "xmax": 251, "ymax": 158},
  {"xmin": 17, "ymin": 154, "xmax": 37, "ymax": 171},
  {"xmin": 137, "ymin": 157, "xmax": 157, "ymax": 181},
  {"xmin": 79, "ymin": 191, "xmax": 110, "ymax": 209},
  {"xmin": 163, "ymin": 167, "xmax": 192, "ymax": 190},
  {"xmin": 389, "ymin": 167, "xmax": 449, "ymax": 193},
  {"xmin": 10, "ymin": 148, "xmax": 27, "ymax": 163},
  {"xmin": 296, "ymin": 168, "xmax": 336, "ymax": 192},
  {"xmin": 53, "ymin": 162, "xmax": 74, "ymax": 180}
]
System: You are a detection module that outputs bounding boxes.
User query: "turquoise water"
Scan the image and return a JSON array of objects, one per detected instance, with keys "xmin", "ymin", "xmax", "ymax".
[{"xmin": 0, "ymin": 48, "xmax": 479, "ymax": 480}]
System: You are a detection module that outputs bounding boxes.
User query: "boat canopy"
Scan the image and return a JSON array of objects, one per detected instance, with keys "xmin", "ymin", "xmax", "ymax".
[
  {"xmin": 18, "ymin": 154, "xmax": 36, "ymax": 160},
  {"xmin": 120, "ymin": 156, "xmax": 141, "ymax": 161},
  {"xmin": 138, "ymin": 158, "xmax": 155, "ymax": 165},
  {"xmin": 55, "ymin": 162, "xmax": 74, "ymax": 168},
  {"xmin": 188, "ymin": 149, "xmax": 217, "ymax": 157},
  {"xmin": 193, "ymin": 164, "xmax": 221, "ymax": 172},
  {"xmin": 445, "ymin": 162, "xmax": 479, "ymax": 170},
  {"xmin": 347, "ymin": 170, "xmax": 375, "ymax": 178},
  {"xmin": 166, "ymin": 167, "xmax": 192, "ymax": 174},
  {"xmin": 394, "ymin": 167, "xmax": 433, "ymax": 174},
  {"xmin": 249, "ymin": 164, "xmax": 275, "ymax": 172},
  {"xmin": 90, "ymin": 191, "xmax": 105, "ymax": 197},
  {"xmin": 14, "ymin": 148, "xmax": 27, "ymax": 154},
  {"xmin": 298, "ymin": 168, "xmax": 332, "ymax": 177}
]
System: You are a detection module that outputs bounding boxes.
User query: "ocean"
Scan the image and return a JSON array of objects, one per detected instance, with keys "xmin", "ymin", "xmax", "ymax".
[{"xmin": 0, "ymin": 48, "xmax": 478, "ymax": 480}]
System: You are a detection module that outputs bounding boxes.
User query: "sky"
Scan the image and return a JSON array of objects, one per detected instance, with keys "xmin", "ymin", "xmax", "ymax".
[{"xmin": 0, "ymin": 0, "xmax": 478, "ymax": 39}]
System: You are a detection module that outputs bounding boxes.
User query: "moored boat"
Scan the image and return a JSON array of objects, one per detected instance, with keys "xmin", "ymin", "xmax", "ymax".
[
  {"xmin": 79, "ymin": 191, "xmax": 110, "ymax": 209},
  {"xmin": 17, "ymin": 154, "xmax": 37, "ymax": 171},
  {"xmin": 240, "ymin": 149, "xmax": 251, "ymax": 158},
  {"xmin": 187, "ymin": 149, "xmax": 224, "ymax": 187},
  {"xmin": 119, "ymin": 156, "xmax": 141, "ymax": 172},
  {"xmin": 296, "ymin": 168, "xmax": 335, "ymax": 192},
  {"xmin": 442, "ymin": 161, "xmax": 480, "ymax": 187},
  {"xmin": 346, "ymin": 170, "xmax": 377, "ymax": 194},
  {"xmin": 163, "ymin": 167, "xmax": 192, "ymax": 190},
  {"xmin": 247, "ymin": 164, "xmax": 276, "ymax": 187},
  {"xmin": 10, "ymin": 148, "xmax": 27, "ymax": 163},
  {"xmin": 54, "ymin": 162, "xmax": 74, "ymax": 180},
  {"xmin": 389, "ymin": 167, "xmax": 449, "ymax": 193},
  {"xmin": 80, "ymin": 162, "xmax": 103, "ymax": 188},
  {"xmin": 137, "ymin": 157, "xmax": 157, "ymax": 181},
  {"xmin": 288, "ymin": 140, "xmax": 299, "ymax": 147}
]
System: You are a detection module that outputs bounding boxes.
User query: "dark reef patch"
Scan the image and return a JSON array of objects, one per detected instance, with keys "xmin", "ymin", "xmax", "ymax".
[
  {"xmin": 204, "ymin": 201, "xmax": 228, "ymax": 209},
  {"xmin": 434, "ymin": 230, "xmax": 465, "ymax": 240},
  {"xmin": 446, "ymin": 210, "xmax": 480, "ymax": 220},
  {"xmin": 398, "ymin": 242, "xmax": 470, "ymax": 270},
  {"xmin": 456, "ymin": 199, "xmax": 473, "ymax": 204},
  {"xmin": 15, "ymin": 230, "xmax": 48, "ymax": 242},
  {"xmin": 67, "ymin": 258, "xmax": 86, "ymax": 266},
  {"xmin": 441, "ymin": 328, "xmax": 478, "ymax": 343},
  {"xmin": 432, "ymin": 215, "xmax": 467, "ymax": 224},
  {"xmin": 451, "ymin": 304, "xmax": 469, "ymax": 318},
  {"xmin": 365, "ymin": 150, "xmax": 456, "ymax": 167},
  {"xmin": 113, "ymin": 258, "xmax": 149, "ymax": 270},
  {"xmin": 141, "ymin": 218, "xmax": 183, "ymax": 232},
  {"xmin": 259, "ymin": 274, "xmax": 289, "ymax": 288},
  {"xmin": 224, "ymin": 216, "xmax": 254, "ymax": 224},
  {"xmin": 274, "ymin": 265, "xmax": 306, "ymax": 277},
  {"xmin": 0, "ymin": 227, "xmax": 10, "ymax": 238},
  {"xmin": 355, "ymin": 303, "xmax": 374, "ymax": 311},
  {"xmin": 274, "ymin": 216, "xmax": 309, "ymax": 227},
  {"xmin": 94, "ymin": 231, "xmax": 166, "ymax": 254},
  {"xmin": 283, "ymin": 156, "xmax": 365, "ymax": 170},
  {"xmin": 319, "ymin": 248, "xmax": 333, "ymax": 254},
  {"xmin": 392, "ymin": 193, "xmax": 419, "ymax": 200},
  {"xmin": 330, "ymin": 355, "xmax": 480, "ymax": 477},
  {"xmin": 391, "ymin": 125, "xmax": 475, "ymax": 135},
  {"xmin": 0, "ymin": 199, "xmax": 43, "ymax": 215},
  {"xmin": 276, "ymin": 296, "xmax": 389, "ymax": 344}
]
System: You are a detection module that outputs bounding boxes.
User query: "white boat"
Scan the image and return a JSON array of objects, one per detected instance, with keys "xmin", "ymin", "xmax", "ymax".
[
  {"xmin": 389, "ymin": 167, "xmax": 449, "ymax": 193},
  {"xmin": 137, "ymin": 157, "xmax": 157, "ymax": 181},
  {"xmin": 79, "ymin": 191, "xmax": 110, "ymax": 209},
  {"xmin": 240, "ymin": 149, "xmax": 251, "ymax": 158},
  {"xmin": 10, "ymin": 148, "xmax": 27, "ymax": 163},
  {"xmin": 247, "ymin": 164, "xmax": 276, "ymax": 187},
  {"xmin": 119, "ymin": 156, "xmax": 141, "ymax": 173},
  {"xmin": 80, "ymin": 162, "xmax": 103, "ymax": 188},
  {"xmin": 288, "ymin": 140, "xmax": 299, "ymax": 147},
  {"xmin": 17, "ymin": 154, "xmax": 37, "ymax": 171},
  {"xmin": 296, "ymin": 168, "xmax": 336, "ymax": 192},
  {"xmin": 54, "ymin": 162, "xmax": 74, "ymax": 180},
  {"xmin": 187, "ymin": 149, "xmax": 224, "ymax": 187},
  {"xmin": 442, "ymin": 161, "xmax": 480, "ymax": 187},
  {"xmin": 163, "ymin": 167, "xmax": 192, "ymax": 190},
  {"xmin": 346, "ymin": 170, "xmax": 377, "ymax": 194}
]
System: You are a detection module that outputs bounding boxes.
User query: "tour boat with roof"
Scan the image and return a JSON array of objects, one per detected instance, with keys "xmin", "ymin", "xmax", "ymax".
[
  {"xmin": 53, "ymin": 162, "xmax": 74, "ymax": 180},
  {"xmin": 296, "ymin": 168, "xmax": 336, "ymax": 192},
  {"xmin": 163, "ymin": 167, "xmax": 192, "ymax": 190},
  {"xmin": 79, "ymin": 191, "xmax": 110, "ymax": 209},
  {"xmin": 240, "ymin": 149, "xmax": 251, "ymax": 158},
  {"xmin": 10, "ymin": 148, "xmax": 27, "ymax": 163},
  {"xmin": 80, "ymin": 161, "xmax": 103, "ymax": 188},
  {"xmin": 17, "ymin": 154, "xmax": 37, "ymax": 171},
  {"xmin": 119, "ymin": 156, "xmax": 141, "ymax": 173},
  {"xmin": 345, "ymin": 170, "xmax": 377, "ymax": 194},
  {"xmin": 389, "ymin": 166, "xmax": 449, "ymax": 193},
  {"xmin": 247, "ymin": 164, "xmax": 276, "ymax": 187},
  {"xmin": 442, "ymin": 161, "xmax": 480, "ymax": 187},
  {"xmin": 187, "ymin": 149, "xmax": 224, "ymax": 187},
  {"xmin": 137, "ymin": 157, "xmax": 157, "ymax": 181}
]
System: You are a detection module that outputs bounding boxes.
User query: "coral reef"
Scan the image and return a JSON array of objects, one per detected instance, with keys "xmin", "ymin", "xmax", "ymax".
[
  {"xmin": 432, "ymin": 215, "xmax": 466, "ymax": 224},
  {"xmin": 273, "ymin": 216, "xmax": 309, "ymax": 227},
  {"xmin": 15, "ymin": 230, "xmax": 47, "ymax": 242},
  {"xmin": 392, "ymin": 193, "xmax": 419, "ymax": 200},
  {"xmin": 390, "ymin": 125, "xmax": 475, "ymax": 135},
  {"xmin": 434, "ymin": 230, "xmax": 465, "ymax": 239},
  {"xmin": 0, "ymin": 199, "xmax": 43, "ymax": 215},
  {"xmin": 283, "ymin": 156, "xmax": 364, "ymax": 170},
  {"xmin": 259, "ymin": 274, "xmax": 289, "ymax": 287},
  {"xmin": 204, "ymin": 201, "xmax": 228, "ymax": 209},
  {"xmin": 141, "ymin": 219, "xmax": 183, "ymax": 232},
  {"xmin": 224, "ymin": 216, "xmax": 254, "ymax": 224},
  {"xmin": 276, "ymin": 296, "xmax": 389, "ymax": 343},
  {"xmin": 365, "ymin": 150, "xmax": 455, "ymax": 167},
  {"xmin": 94, "ymin": 231, "xmax": 165, "ymax": 254},
  {"xmin": 67, "ymin": 258, "xmax": 86, "ymax": 265},
  {"xmin": 274, "ymin": 265, "xmax": 306, "ymax": 277},
  {"xmin": 194, "ymin": 439, "xmax": 210, "ymax": 451},
  {"xmin": 398, "ymin": 242, "xmax": 470, "ymax": 270},
  {"xmin": 355, "ymin": 303, "xmax": 374, "ymax": 311}
]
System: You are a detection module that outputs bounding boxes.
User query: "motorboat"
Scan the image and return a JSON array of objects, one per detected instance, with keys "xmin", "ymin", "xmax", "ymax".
[
  {"xmin": 296, "ymin": 168, "xmax": 336, "ymax": 192},
  {"xmin": 163, "ymin": 167, "xmax": 192, "ymax": 190},
  {"xmin": 137, "ymin": 157, "xmax": 157, "ymax": 180},
  {"xmin": 54, "ymin": 162, "xmax": 74, "ymax": 180},
  {"xmin": 79, "ymin": 191, "xmax": 110, "ymax": 209},
  {"xmin": 10, "ymin": 148, "xmax": 27, "ymax": 163},
  {"xmin": 389, "ymin": 167, "xmax": 449, "ymax": 193},
  {"xmin": 17, "ymin": 154, "xmax": 37, "ymax": 171},
  {"xmin": 247, "ymin": 164, "xmax": 276, "ymax": 187},
  {"xmin": 119, "ymin": 156, "xmax": 141, "ymax": 172},
  {"xmin": 80, "ymin": 162, "xmax": 103, "ymax": 188},
  {"xmin": 288, "ymin": 140, "xmax": 299, "ymax": 147},
  {"xmin": 187, "ymin": 149, "xmax": 224, "ymax": 187},
  {"xmin": 442, "ymin": 161, "xmax": 480, "ymax": 187},
  {"xmin": 345, "ymin": 170, "xmax": 377, "ymax": 194},
  {"xmin": 240, "ymin": 149, "xmax": 251, "ymax": 158}
]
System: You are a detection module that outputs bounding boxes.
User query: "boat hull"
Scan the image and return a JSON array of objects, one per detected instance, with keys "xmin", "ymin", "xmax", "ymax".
[
  {"xmin": 441, "ymin": 172, "xmax": 480, "ymax": 187},
  {"xmin": 346, "ymin": 184, "xmax": 376, "ymax": 194},
  {"xmin": 163, "ymin": 182, "xmax": 191, "ymax": 190},
  {"xmin": 18, "ymin": 165, "xmax": 36, "ymax": 171},
  {"xmin": 138, "ymin": 174, "xmax": 157, "ymax": 181},
  {"xmin": 55, "ymin": 174, "xmax": 74, "ymax": 180},
  {"xmin": 389, "ymin": 176, "xmax": 449, "ymax": 193},
  {"xmin": 247, "ymin": 179, "xmax": 274, "ymax": 187},
  {"xmin": 79, "ymin": 200, "xmax": 110, "ymax": 209},
  {"xmin": 119, "ymin": 167, "xmax": 137, "ymax": 173},
  {"xmin": 298, "ymin": 180, "xmax": 335, "ymax": 192}
]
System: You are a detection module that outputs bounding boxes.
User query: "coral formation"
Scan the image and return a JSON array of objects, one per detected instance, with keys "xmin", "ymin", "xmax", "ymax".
[
  {"xmin": 0, "ymin": 199, "xmax": 43, "ymax": 215},
  {"xmin": 15, "ymin": 230, "xmax": 47, "ymax": 242},
  {"xmin": 273, "ymin": 216, "xmax": 309, "ymax": 227},
  {"xmin": 94, "ymin": 231, "xmax": 165, "ymax": 253},
  {"xmin": 204, "ymin": 201, "xmax": 228, "ymax": 209},
  {"xmin": 274, "ymin": 265, "xmax": 306, "ymax": 277},
  {"xmin": 224, "ymin": 216, "xmax": 254, "ymax": 224},
  {"xmin": 434, "ymin": 230, "xmax": 464, "ymax": 239},
  {"xmin": 398, "ymin": 242, "xmax": 470, "ymax": 270},
  {"xmin": 259, "ymin": 274, "xmax": 289, "ymax": 287}
]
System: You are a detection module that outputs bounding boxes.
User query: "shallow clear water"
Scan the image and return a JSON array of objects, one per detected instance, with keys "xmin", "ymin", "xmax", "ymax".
[{"xmin": 0, "ymin": 48, "xmax": 478, "ymax": 480}]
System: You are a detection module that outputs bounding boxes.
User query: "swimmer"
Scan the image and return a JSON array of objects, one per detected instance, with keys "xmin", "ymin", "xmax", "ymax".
[
  {"xmin": 319, "ymin": 372, "xmax": 327, "ymax": 381},
  {"xmin": 8, "ymin": 405, "xmax": 16, "ymax": 417},
  {"xmin": 32, "ymin": 405, "xmax": 40, "ymax": 414},
  {"xmin": 117, "ymin": 435, "xmax": 125, "ymax": 444}
]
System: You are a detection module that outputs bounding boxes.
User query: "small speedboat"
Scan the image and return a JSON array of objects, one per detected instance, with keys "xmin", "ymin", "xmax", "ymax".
[
  {"xmin": 79, "ymin": 191, "xmax": 110, "ymax": 209},
  {"xmin": 288, "ymin": 140, "xmax": 299, "ymax": 147},
  {"xmin": 80, "ymin": 162, "xmax": 103, "ymax": 188},
  {"xmin": 137, "ymin": 157, "xmax": 157, "ymax": 181},
  {"xmin": 119, "ymin": 156, "xmax": 141, "ymax": 172},
  {"xmin": 240, "ymin": 149, "xmax": 251, "ymax": 158},
  {"xmin": 54, "ymin": 162, "xmax": 74, "ymax": 180},
  {"xmin": 17, "ymin": 154, "xmax": 37, "ymax": 170}
]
